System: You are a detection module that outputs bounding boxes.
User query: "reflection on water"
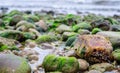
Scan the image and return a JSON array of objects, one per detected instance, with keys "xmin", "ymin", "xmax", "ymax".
[{"xmin": 0, "ymin": 0, "xmax": 120, "ymax": 16}]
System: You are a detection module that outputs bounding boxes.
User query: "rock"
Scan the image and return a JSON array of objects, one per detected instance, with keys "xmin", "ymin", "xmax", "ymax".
[
  {"xmin": 19, "ymin": 49, "xmax": 39, "ymax": 56},
  {"xmin": 97, "ymin": 31, "xmax": 120, "ymax": 47},
  {"xmin": 89, "ymin": 63, "xmax": 114, "ymax": 72},
  {"xmin": 16, "ymin": 20, "xmax": 35, "ymax": 31},
  {"xmin": 111, "ymin": 25, "xmax": 120, "ymax": 31},
  {"xmin": 92, "ymin": 28, "xmax": 102, "ymax": 34},
  {"xmin": 72, "ymin": 22, "xmax": 92, "ymax": 31},
  {"xmin": 35, "ymin": 20, "xmax": 48, "ymax": 31},
  {"xmin": 28, "ymin": 55, "xmax": 39, "ymax": 61},
  {"xmin": 62, "ymin": 32, "xmax": 78, "ymax": 41},
  {"xmin": 36, "ymin": 34, "xmax": 58, "ymax": 44},
  {"xmin": 85, "ymin": 70, "xmax": 102, "ymax": 73},
  {"xmin": 42, "ymin": 55, "xmax": 79, "ymax": 73},
  {"xmin": 90, "ymin": 19, "xmax": 111, "ymax": 30},
  {"xmin": 23, "ymin": 14, "xmax": 39, "ymax": 22},
  {"xmin": 65, "ymin": 36, "xmax": 77, "ymax": 47},
  {"xmin": 74, "ymin": 35, "xmax": 113, "ymax": 63},
  {"xmin": 28, "ymin": 28, "xmax": 41, "ymax": 37},
  {"xmin": 25, "ymin": 40, "xmax": 36, "ymax": 48},
  {"xmin": 64, "ymin": 50, "xmax": 76, "ymax": 57},
  {"xmin": 9, "ymin": 15, "xmax": 23, "ymax": 26},
  {"xmin": 0, "ymin": 54, "xmax": 31, "ymax": 73},
  {"xmin": 78, "ymin": 29, "xmax": 90, "ymax": 35},
  {"xmin": 78, "ymin": 59, "xmax": 89, "ymax": 71},
  {"xmin": 112, "ymin": 49, "xmax": 120, "ymax": 62},
  {"xmin": 56, "ymin": 24, "xmax": 72, "ymax": 34},
  {"xmin": 0, "ymin": 37, "xmax": 21, "ymax": 51},
  {"xmin": 0, "ymin": 30, "xmax": 36, "ymax": 42}
]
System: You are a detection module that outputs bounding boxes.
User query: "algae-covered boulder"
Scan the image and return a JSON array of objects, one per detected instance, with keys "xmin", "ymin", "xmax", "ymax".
[
  {"xmin": 62, "ymin": 32, "xmax": 78, "ymax": 41},
  {"xmin": 16, "ymin": 20, "xmax": 35, "ymax": 31},
  {"xmin": 78, "ymin": 29, "xmax": 90, "ymax": 35},
  {"xmin": 56, "ymin": 24, "xmax": 72, "ymax": 33},
  {"xmin": 0, "ymin": 37, "xmax": 20, "ymax": 51},
  {"xmin": 112, "ymin": 49, "xmax": 120, "ymax": 62},
  {"xmin": 42, "ymin": 55, "xmax": 79, "ymax": 73},
  {"xmin": 92, "ymin": 28, "xmax": 102, "ymax": 34},
  {"xmin": 35, "ymin": 20, "xmax": 48, "ymax": 31},
  {"xmin": 8, "ymin": 10, "xmax": 23, "ymax": 17},
  {"xmin": 65, "ymin": 35, "xmax": 77, "ymax": 47},
  {"xmin": 0, "ymin": 54, "xmax": 31, "ymax": 73},
  {"xmin": 9, "ymin": 15, "xmax": 23, "ymax": 26},
  {"xmin": 72, "ymin": 22, "xmax": 92, "ymax": 32},
  {"xmin": 23, "ymin": 14, "xmax": 39, "ymax": 22},
  {"xmin": 74, "ymin": 35, "xmax": 113, "ymax": 63},
  {"xmin": 89, "ymin": 63, "xmax": 114, "ymax": 72},
  {"xmin": 97, "ymin": 31, "xmax": 120, "ymax": 47},
  {"xmin": 36, "ymin": 34, "xmax": 58, "ymax": 44},
  {"xmin": 0, "ymin": 30, "xmax": 36, "ymax": 42}
]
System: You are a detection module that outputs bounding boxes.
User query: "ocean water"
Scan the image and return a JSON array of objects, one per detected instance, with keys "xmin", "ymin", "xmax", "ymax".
[{"xmin": 0, "ymin": 0, "xmax": 120, "ymax": 16}]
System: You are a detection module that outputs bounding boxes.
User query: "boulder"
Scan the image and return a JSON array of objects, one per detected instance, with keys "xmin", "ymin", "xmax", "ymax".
[
  {"xmin": 42, "ymin": 55, "xmax": 79, "ymax": 73},
  {"xmin": 97, "ymin": 31, "xmax": 120, "ymax": 47},
  {"xmin": 74, "ymin": 35, "xmax": 113, "ymax": 63},
  {"xmin": 56, "ymin": 24, "xmax": 72, "ymax": 34},
  {"xmin": 89, "ymin": 63, "xmax": 114, "ymax": 72},
  {"xmin": 0, "ymin": 54, "xmax": 31, "ymax": 73}
]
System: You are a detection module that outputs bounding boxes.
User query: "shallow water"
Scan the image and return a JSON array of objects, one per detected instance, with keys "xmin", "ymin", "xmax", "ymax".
[{"xmin": 0, "ymin": 0, "xmax": 120, "ymax": 16}]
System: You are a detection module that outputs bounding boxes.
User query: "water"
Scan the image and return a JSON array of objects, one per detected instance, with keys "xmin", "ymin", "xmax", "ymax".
[{"xmin": 0, "ymin": 0, "xmax": 120, "ymax": 16}]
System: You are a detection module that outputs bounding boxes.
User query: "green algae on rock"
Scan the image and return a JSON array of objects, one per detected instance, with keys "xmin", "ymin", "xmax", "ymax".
[
  {"xmin": 92, "ymin": 28, "xmax": 102, "ymax": 34},
  {"xmin": 74, "ymin": 35, "xmax": 113, "ymax": 63},
  {"xmin": 72, "ymin": 22, "xmax": 92, "ymax": 32},
  {"xmin": 56, "ymin": 24, "xmax": 72, "ymax": 34},
  {"xmin": 62, "ymin": 32, "xmax": 78, "ymax": 41},
  {"xmin": 36, "ymin": 34, "xmax": 58, "ymax": 44},
  {"xmin": 0, "ymin": 37, "xmax": 20, "ymax": 51},
  {"xmin": 42, "ymin": 54, "xmax": 79, "ymax": 73},
  {"xmin": 65, "ymin": 35, "xmax": 77, "ymax": 47},
  {"xmin": 0, "ymin": 30, "xmax": 36, "ymax": 42},
  {"xmin": 0, "ymin": 54, "xmax": 31, "ymax": 73},
  {"xmin": 112, "ymin": 49, "xmax": 120, "ymax": 62},
  {"xmin": 9, "ymin": 15, "xmax": 23, "ymax": 26}
]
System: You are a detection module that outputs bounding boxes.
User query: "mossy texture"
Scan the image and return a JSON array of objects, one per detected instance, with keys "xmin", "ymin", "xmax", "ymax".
[{"xmin": 42, "ymin": 55, "xmax": 79, "ymax": 73}]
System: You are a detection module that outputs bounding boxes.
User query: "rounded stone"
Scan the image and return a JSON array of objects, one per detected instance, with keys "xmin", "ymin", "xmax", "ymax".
[{"xmin": 0, "ymin": 54, "xmax": 31, "ymax": 73}]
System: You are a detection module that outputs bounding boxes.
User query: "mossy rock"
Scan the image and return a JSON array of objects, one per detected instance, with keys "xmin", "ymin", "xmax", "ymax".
[
  {"xmin": 112, "ymin": 49, "xmax": 120, "ymax": 62},
  {"xmin": 56, "ymin": 24, "xmax": 72, "ymax": 34},
  {"xmin": 89, "ymin": 63, "xmax": 114, "ymax": 72},
  {"xmin": 92, "ymin": 28, "xmax": 102, "ymax": 34},
  {"xmin": 9, "ymin": 15, "xmax": 23, "ymax": 26},
  {"xmin": 0, "ymin": 54, "xmax": 31, "ymax": 73},
  {"xmin": 36, "ymin": 34, "xmax": 58, "ymax": 44},
  {"xmin": 42, "ymin": 55, "xmax": 79, "ymax": 73},
  {"xmin": 72, "ymin": 22, "xmax": 92, "ymax": 32},
  {"xmin": 8, "ymin": 10, "xmax": 23, "ymax": 17},
  {"xmin": 78, "ymin": 29, "xmax": 90, "ymax": 35},
  {"xmin": 0, "ymin": 37, "xmax": 20, "ymax": 51},
  {"xmin": 0, "ymin": 30, "xmax": 36, "ymax": 42},
  {"xmin": 62, "ymin": 32, "xmax": 78, "ymax": 41},
  {"xmin": 23, "ymin": 14, "xmax": 40, "ymax": 22},
  {"xmin": 16, "ymin": 20, "xmax": 35, "ymax": 29},
  {"xmin": 65, "ymin": 36, "xmax": 77, "ymax": 47}
]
